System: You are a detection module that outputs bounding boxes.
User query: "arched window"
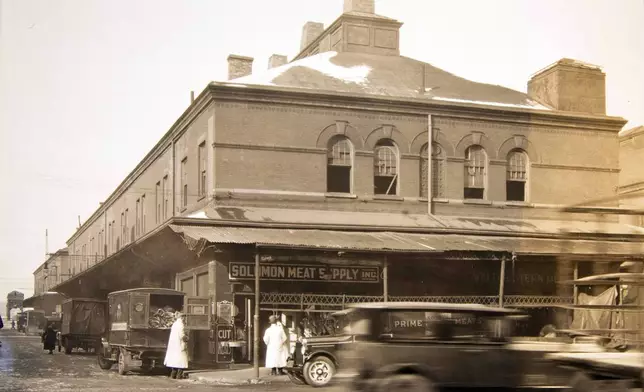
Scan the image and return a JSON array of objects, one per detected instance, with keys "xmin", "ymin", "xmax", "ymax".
[
  {"xmin": 464, "ymin": 145, "xmax": 487, "ymax": 199},
  {"xmin": 327, "ymin": 136, "xmax": 353, "ymax": 193},
  {"xmin": 506, "ymin": 149, "xmax": 528, "ymax": 201},
  {"xmin": 420, "ymin": 143, "xmax": 446, "ymax": 199},
  {"xmin": 374, "ymin": 139, "xmax": 399, "ymax": 195}
]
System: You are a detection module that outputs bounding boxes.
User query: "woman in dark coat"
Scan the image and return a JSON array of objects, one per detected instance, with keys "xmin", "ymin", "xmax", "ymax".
[{"xmin": 42, "ymin": 325, "xmax": 57, "ymax": 354}]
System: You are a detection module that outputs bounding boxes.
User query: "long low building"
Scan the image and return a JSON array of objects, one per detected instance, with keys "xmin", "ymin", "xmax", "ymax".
[{"xmin": 41, "ymin": 0, "xmax": 643, "ymax": 368}]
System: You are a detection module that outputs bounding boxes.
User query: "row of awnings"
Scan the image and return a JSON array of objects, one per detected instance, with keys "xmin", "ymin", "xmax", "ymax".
[{"xmin": 170, "ymin": 225, "xmax": 644, "ymax": 258}]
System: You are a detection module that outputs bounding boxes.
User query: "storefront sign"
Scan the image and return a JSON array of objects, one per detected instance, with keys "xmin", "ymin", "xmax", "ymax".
[
  {"xmin": 216, "ymin": 324, "xmax": 234, "ymax": 363},
  {"xmin": 229, "ymin": 262, "xmax": 380, "ymax": 283}
]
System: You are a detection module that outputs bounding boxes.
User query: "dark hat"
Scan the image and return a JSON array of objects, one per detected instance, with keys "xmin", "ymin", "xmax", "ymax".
[{"xmin": 269, "ymin": 315, "xmax": 277, "ymax": 323}]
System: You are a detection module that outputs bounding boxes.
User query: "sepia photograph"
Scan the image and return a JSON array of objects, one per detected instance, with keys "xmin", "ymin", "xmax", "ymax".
[{"xmin": 1, "ymin": 0, "xmax": 643, "ymax": 391}]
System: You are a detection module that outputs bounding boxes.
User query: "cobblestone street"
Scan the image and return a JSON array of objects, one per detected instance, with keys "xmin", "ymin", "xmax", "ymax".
[{"xmin": 0, "ymin": 331, "xmax": 344, "ymax": 392}]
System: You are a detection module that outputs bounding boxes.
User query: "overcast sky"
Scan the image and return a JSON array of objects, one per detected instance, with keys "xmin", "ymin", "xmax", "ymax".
[{"xmin": 0, "ymin": 0, "xmax": 642, "ymax": 301}]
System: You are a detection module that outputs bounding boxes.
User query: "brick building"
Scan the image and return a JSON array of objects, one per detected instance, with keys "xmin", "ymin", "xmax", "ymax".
[
  {"xmin": 49, "ymin": 0, "xmax": 644, "ymax": 367},
  {"xmin": 24, "ymin": 248, "xmax": 70, "ymax": 317}
]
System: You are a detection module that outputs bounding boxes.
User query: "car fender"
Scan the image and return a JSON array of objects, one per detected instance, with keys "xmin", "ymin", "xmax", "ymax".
[{"xmin": 305, "ymin": 349, "xmax": 339, "ymax": 366}]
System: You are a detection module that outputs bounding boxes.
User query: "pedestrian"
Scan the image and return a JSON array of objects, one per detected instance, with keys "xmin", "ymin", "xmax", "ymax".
[
  {"xmin": 263, "ymin": 315, "xmax": 287, "ymax": 376},
  {"xmin": 0, "ymin": 314, "xmax": 3, "ymax": 347},
  {"xmin": 42, "ymin": 324, "xmax": 57, "ymax": 355},
  {"xmin": 11, "ymin": 320, "xmax": 15, "ymax": 330},
  {"xmin": 164, "ymin": 312, "xmax": 189, "ymax": 380}
]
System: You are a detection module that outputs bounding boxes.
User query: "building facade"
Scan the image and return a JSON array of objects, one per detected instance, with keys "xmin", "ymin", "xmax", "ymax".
[
  {"xmin": 48, "ymin": 0, "xmax": 644, "ymax": 367},
  {"xmin": 619, "ymin": 125, "xmax": 644, "ymax": 227}
]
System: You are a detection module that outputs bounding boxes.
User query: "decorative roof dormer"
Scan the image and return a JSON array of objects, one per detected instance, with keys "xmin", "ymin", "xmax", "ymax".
[{"xmin": 293, "ymin": 0, "xmax": 403, "ymax": 61}]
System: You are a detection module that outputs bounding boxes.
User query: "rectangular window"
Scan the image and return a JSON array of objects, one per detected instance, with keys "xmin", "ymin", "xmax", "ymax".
[
  {"xmin": 124, "ymin": 209, "xmax": 129, "ymax": 244},
  {"xmin": 181, "ymin": 157, "xmax": 188, "ymax": 208},
  {"xmin": 198, "ymin": 142, "xmax": 207, "ymax": 198},
  {"xmin": 111, "ymin": 220, "xmax": 115, "ymax": 252},
  {"xmin": 136, "ymin": 199, "xmax": 140, "ymax": 237},
  {"xmin": 155, "ymin": 181, "xmax": 161, "ymax": 224},
  {"xmin": 162, "ymin": 175, "xmax": 169, "ymax": 220},
  {"xmin": 120, "ymin": 212, "xmax": 125, "ymax": 245},
  {"xmin": 141, "ymin": 194, "xmax": 146, "ymax": 234}
]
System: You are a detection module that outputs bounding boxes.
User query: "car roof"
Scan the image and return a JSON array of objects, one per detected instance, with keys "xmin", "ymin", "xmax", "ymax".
[{"xmin": 346, "ymin": 302, "xmax": 522, "ymax": 315}]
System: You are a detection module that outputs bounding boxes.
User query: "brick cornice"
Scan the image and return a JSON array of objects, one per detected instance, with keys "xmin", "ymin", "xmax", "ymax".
[{"xmin": 208, "ymin": 83, "xmax": 626, "ymax": 133}]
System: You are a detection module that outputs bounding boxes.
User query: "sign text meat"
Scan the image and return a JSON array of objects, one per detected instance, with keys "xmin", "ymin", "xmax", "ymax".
[{"xmin": 228, "ymin": 262, "xmax": 380, "ymax": 283}]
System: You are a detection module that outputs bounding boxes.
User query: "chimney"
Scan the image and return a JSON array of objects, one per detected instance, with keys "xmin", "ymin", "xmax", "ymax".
[
  {"xmin": 268, "ymin": 54, "xmax": 288, "ymax": 69},
  {"xmin": 344, "ymin": 0, "xmax": 375, "ymax": 14},
  {"xmin": 300, "ymin": 21, "xmax": 324, "ymax": 51},
  {"xmin": 528, "ymin": 58, "xmax": 606, "ymax": 115},
  {"xmin": 227, "ymin": 55, "xmax": 254, "ymax": 80}
]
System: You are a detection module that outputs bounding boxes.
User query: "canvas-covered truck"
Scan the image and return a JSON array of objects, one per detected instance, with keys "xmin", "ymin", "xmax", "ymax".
[
  {"xmin": 97, "ymin": 288, "xmax": 209, "ymax": 375},
  {"xmin": 60, "ymin": 298, "xmax": 107, "ymax": 354}
]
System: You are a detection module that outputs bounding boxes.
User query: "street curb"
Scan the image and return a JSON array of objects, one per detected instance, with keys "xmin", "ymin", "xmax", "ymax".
[{"xmin": 188, "ymin": 374, "xmax": 288, "ymax": 385}]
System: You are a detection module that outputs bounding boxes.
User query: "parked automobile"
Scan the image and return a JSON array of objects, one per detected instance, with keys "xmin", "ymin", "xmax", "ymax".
[
  {"xmin": 337, "ymin": 302, "xmax": 591, "ymax": 391},
  {"xmin": 285, "ymin": 309, "xmax": 355, "ymax": 387}
]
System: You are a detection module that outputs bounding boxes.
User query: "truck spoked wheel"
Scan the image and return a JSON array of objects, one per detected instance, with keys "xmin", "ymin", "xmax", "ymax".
[
  {"xmin": 303, "ymin": 357, "xmax": 336, "ymax": 387},
  {"xmin": 97, "ymin": 351, "xmax": 113, "ymax": 370},
  {"xmin": 382, "ymin": 374, "xmax": 436, "ymax": 392},
  {"xmin": 117, "ymin": 350, "xmax": 128, "ymax": 375}
]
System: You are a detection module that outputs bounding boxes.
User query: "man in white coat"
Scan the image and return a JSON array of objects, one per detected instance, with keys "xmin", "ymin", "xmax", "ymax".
[
  {"xmin": 263, "ymin": 315, "xmax": 287, "ymax": 375},
  {"xmin": 164, "ymin": 312, "xmax": 189, "ymax": 379}
]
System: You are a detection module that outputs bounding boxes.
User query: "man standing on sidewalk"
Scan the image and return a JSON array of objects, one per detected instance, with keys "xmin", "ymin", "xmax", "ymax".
[{"xmin": 263, "ymin": 315, "xmax": 287, "ymax": 376}]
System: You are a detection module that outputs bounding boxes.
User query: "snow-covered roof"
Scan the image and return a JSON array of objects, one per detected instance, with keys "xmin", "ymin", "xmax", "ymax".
[
  {"xmin": 619, "ymin": 125, "xmax": 644, "ymax": 138},
  {"xmin": 228, "ymin": 52, "xmax": 550, "ymax": 111}
]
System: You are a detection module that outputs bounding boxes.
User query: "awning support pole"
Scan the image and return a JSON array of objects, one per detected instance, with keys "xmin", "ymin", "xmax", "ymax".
[
  {"xmin": 383, "ymin": 255, "xmax": 389, "ymax": 302},
  {"xmin": 498, "ymin": 255, "xmax": 506, "ymax": 308},
  {"xmin": 253, "ymin": 248, "xmax": 260, "ymax": 379}
]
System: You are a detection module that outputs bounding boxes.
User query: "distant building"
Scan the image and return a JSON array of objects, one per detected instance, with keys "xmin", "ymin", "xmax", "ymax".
[
  {"xmin": 49, "ymin": 0, "xmax": 643, "ymax": 366},
  {"xmin": 24, "ymin": 248, "xmax": 70, "ymax": 318},
  {"xmin": 6, "ymin": 291, "xmax": 24, "ymax": 320}
]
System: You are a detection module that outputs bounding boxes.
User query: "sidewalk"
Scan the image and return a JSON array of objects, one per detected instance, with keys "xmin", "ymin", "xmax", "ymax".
[{"xmin": 187, "ymin": 366, "xmax": 355, "ymax": 386}]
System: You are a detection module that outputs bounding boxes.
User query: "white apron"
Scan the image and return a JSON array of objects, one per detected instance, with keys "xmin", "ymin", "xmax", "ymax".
[
  {"xmin": 164, "ymin": 319, "xmax": 189, "ymax": 369},
  {"xmin": 263, "ymin": 324, "xmax": 287, "ymax": 368}
]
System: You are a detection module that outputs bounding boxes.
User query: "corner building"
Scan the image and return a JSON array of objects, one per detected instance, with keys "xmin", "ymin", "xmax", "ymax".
[{"xmin": 51, "ymin": 0, "xmax": 644, "ymax": 367}]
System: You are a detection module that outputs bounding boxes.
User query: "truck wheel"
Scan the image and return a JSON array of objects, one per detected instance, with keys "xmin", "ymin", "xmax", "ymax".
[
  {"xmin": 117, "ymin": 350, "xmax": 128, "ymax": 376},
  {"xmin": 382, "ymin": 374, "xmax": 437, "ymax": 392},
  {"xmin": 97, "ymin": 351, "xmax": 113, "ymax": 370},
  {"xmin": 303, "ymin": 356, "xmax": 336, "ymax": 387}
]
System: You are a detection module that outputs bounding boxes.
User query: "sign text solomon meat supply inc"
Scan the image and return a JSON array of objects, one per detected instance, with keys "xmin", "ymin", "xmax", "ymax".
[{"xmin": 228, "ymin": 262, "xmax": 380, "ymax": 283}]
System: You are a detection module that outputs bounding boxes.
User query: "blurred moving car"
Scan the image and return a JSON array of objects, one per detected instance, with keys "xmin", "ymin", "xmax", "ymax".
[{"xmin": 338, "ymin": 302, "xmax": 600, "ymax": 391}]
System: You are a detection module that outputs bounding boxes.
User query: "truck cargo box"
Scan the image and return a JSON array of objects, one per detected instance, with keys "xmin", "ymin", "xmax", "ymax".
[{"xmin": 61, "ymin": 298, "xmax": 107, "ymax": 337}]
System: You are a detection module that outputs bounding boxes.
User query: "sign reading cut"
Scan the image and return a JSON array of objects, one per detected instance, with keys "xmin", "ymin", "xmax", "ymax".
[{"xmin": 229, "ymin": 262, "xmax": 380, "ymax": 283}]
